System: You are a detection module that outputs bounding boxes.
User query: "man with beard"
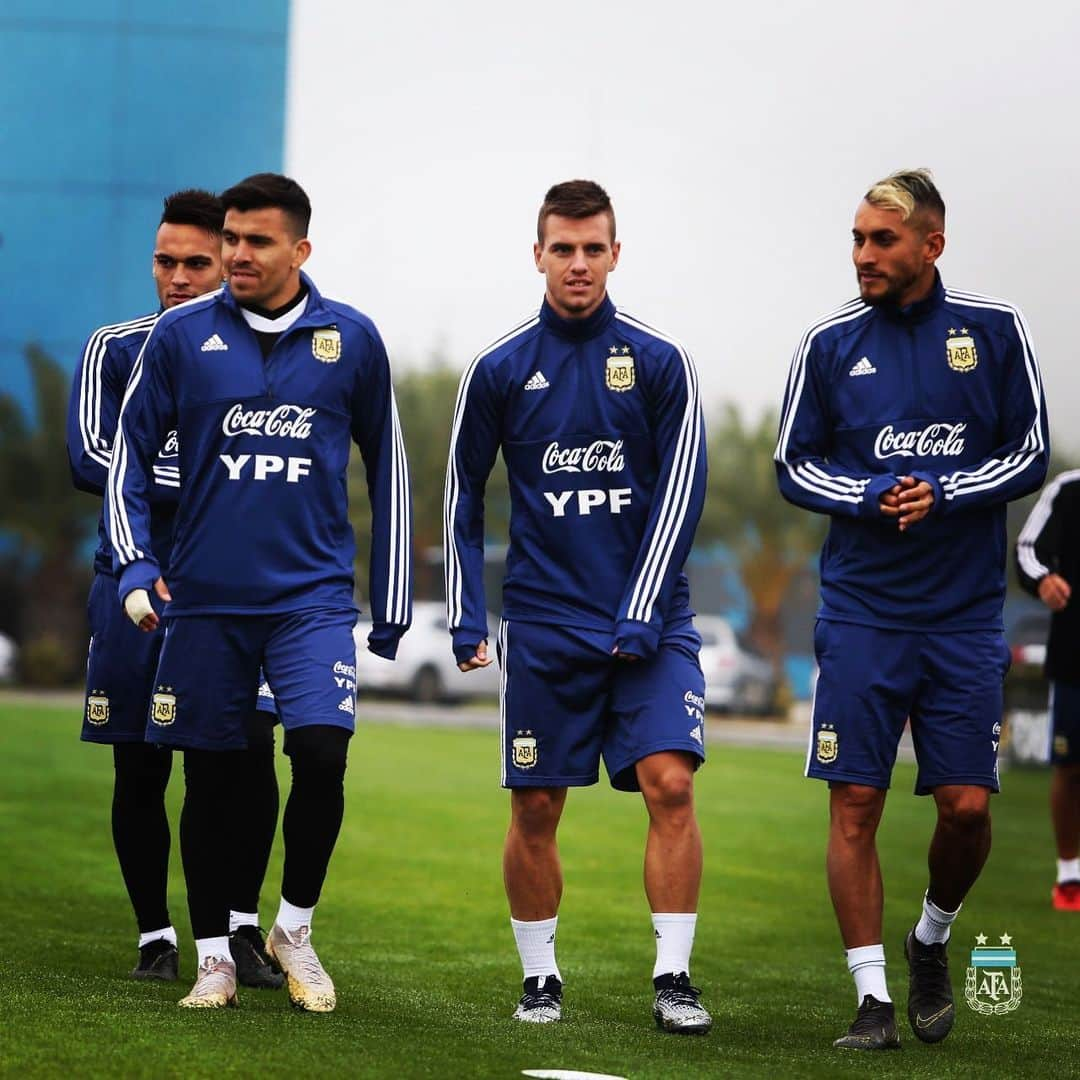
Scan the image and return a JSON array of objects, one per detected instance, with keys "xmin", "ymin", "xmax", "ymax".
[{"xmin": 775, "ymin": 169, "xmax": 1047, "ymax": 1049}]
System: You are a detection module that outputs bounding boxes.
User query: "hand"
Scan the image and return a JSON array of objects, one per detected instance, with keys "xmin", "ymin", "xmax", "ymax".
[
  {"xmin": 1038, "ymin": 573, "xmax": 1071, "ymax": 612},
  {"xmin": 124, "ymin": 577, "xmax": 171, "ymax": 632},
  {"xmin": 458, "ymin": 639, "xmax": 493, "ymax": 672},
  {"xmin": 880, "ymin": 476, "xmax": 934, "ymax": 531}
]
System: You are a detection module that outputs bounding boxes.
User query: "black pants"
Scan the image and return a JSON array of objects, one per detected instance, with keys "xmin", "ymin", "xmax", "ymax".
[
  {"xmin": 112, "ymin": 710, "xmax": 278, "ymax": 935},
  {"xmin": 181, "ymin": 724, "xmax": 349, "ymax": 939}
]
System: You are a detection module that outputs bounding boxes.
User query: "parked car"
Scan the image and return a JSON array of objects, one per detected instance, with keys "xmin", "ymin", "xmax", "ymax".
[
  {"xmin": 0, "ymin": 632, "xmax": 15, "ymax": 683},
  {"xmin": 354, "ymin": 602, "xmax": 502, "ymax": 703},
  {"xmin": 696, "ymin": 615, "xmax": 778, "ymax": 714}
]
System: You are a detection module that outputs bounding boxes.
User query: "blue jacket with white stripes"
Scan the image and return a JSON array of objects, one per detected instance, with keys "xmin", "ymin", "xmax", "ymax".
[
  {"xmin": 445, "ymin": 295, "xmax": 706, "ymax": 662},
  {"xmin": 775, "ymin": 273, "xmax": 1049, "ymax": 631},
  {"xmin": 65, "ymin": 311, "xmax": 180, "ymax": 577},
  {"xmin": 106, "ymin": 272, "xmax": 412, "ymax": 659}
]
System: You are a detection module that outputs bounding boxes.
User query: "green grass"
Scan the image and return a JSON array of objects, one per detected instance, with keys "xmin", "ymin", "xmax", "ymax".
[{"xmin": 0, "ymin": 700, "xmax": 1074, "ymax": 1078}]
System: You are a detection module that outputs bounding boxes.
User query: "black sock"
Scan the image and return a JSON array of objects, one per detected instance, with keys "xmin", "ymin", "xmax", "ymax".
[
  {"xmin": 229, "ymin": 711, "xmax": 280, "ymax": 918},
  {"xmin": 180, "ymin": 748, "xmax": 242, "ymax": 940},
  {"xmin": 111, "ymin": 743, "xmax": 173, "ymax": 934},
  {"xmin": 280, "ymin": 725, "xmax": 351, "ymax": 908}
]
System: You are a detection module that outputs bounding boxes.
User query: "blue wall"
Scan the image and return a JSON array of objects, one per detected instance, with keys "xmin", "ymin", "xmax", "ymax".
[{"xmin": 0, "ymin": 1, "xmax": 289, "ymax": 405}]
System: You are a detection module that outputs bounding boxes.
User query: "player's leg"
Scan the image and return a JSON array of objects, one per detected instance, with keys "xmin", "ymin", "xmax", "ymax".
[
  {"xmin": 227, "ymin": 699, "xmax": 283, "ymax": 989},
  {"xmin": 499, "ymin": 619, "xmax": 607, "ymax": 1023},
  {"xmin": 904, "ymin": 629, "xmax": 1008, "ymax": 1044},
  {"xmin": 1048, "ymin": 682, "xmax": 1080, "ymax": 910},
  {"xmin": 147, "ymin": 615, "xmax": 263, "ymax": 1008},
  {"xmin": 83, "ymin": 571, "xmax": 179, "ymax": 978},
  {"xmin": 261, "ymin": 609, "xmax": 357, "ymax": 1012},
  {"xmin": 608, "ymin": 626, "xmax": 710, "ymax": 1033},
  {"xmin": 808, "ymin": 621, "xmax": 916, "ymax": 1050}
]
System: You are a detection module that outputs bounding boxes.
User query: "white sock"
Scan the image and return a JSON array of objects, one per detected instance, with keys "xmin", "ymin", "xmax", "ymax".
[
  {"xmin": 651, "ymin": 912, "xmax": 697, "ymax": 980},
  {"xmin": 229, "ymin": 910, "xmax": 259, "ymax": 933},
  {"xmin": 846, "ymin": 944, "xmax": 890, "ymax": 1003},
  {"xmin": 915, "ymin": 892, "xmax": 960, "ymax": 945},
  {"xmin": 1057, "ymin": 857, "xmax": 1080, "ymax": 883},
  {"xmin": 138, "ymin": 926, "xmax": 177, "ymax": 949},
  {"xmin": 511, "ymin": 916, "xmax": 560, "ymax": 980},
  {"xmin": 276, "ymin": 897, "xmax": 315, "ymax": 933},
  {"xmin": 195, "ymin": 936, "xmax": 231, "ymax": 967}
]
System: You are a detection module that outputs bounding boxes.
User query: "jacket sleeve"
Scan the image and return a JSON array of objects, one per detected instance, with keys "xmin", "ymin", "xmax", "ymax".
[
  {"xmin": 1015, "ymin": 474, "xmax": 1071, "ymax": 595},
  {"xmin": 614, "ymin": 345, "xmax": 706, "ymax": 659},
  {"xmin": 775, "ymin": 333, "xmax": 900, "ymax": 517},
  {"xmin": 350, "ymin": 328, "xmax": 413, "ymax": 660},
  {"xmin": 444, "ymin": 355, "xmax": 501, "ymax": 664},
  {"xmin": 916, "ymin": 315, "xmax": 1049, "ymax": 516},
  {"xmin": 106, "ymin": 326, "xmax": 177, "ymax": 602},
  {"xmin": 66, "ymin": 330, "xmax": 128, "ymax": 496}
]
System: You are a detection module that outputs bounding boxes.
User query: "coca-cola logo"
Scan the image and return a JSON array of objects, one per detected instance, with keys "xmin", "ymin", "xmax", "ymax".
[
  {"xmin": 873, "ymin": 422, "xmax": 966, "ymax": 459},
  {"xmin": 542, "ymin": 439, "xmax": 625, "ymax": 475},
  {"xmin": 222, "ymin": 403, "xmax": 316, "ymax": 440}
]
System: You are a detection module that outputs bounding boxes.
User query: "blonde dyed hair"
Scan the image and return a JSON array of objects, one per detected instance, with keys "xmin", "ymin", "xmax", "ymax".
[{"xmin": 864, "ymin": 168, "xmax": 945, "ymax": 226}]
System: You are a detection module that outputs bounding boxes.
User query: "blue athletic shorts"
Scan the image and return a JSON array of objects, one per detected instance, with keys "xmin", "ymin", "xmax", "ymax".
[
  {"xmin": 1049, "ymin": 681, "xmax": 1080, "ymax": 765},
  {"xmin": 82, "ymin": 574, "xmax": 277, "ymax": 744},
  {"xmin": 145, "ymin": 609, "xmax": 352, "ymax": 751},
  {"xmin": 808, "ymin": 619, "xmax": 1010, "ymax": 794},
  {"xmin": 496, "ymin": 618, "xmax": 706, "ymax": 792}
]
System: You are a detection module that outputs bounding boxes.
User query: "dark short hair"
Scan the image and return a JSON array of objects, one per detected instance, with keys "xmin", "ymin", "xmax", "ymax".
[
  {"xmin": 537, "ymin": 179, "xmax": 615, "ymax": 244},
  {"xmin": 160, "ymin": 189, "xmax": 224, "ymax": 234},
  {"xmin": 219, "ymin": 173, "xmax": 312, "ymax": 238}
]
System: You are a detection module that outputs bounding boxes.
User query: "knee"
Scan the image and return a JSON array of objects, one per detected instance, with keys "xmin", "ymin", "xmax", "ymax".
[
  {"xmin": 285, "ymin": 725, "xmax": 349, "ymax": 787},
  {"xmin": 829, "ymin": 784, "xmax": 885, "ymax": 841},
  {"xmin": 641, "ymin": 764, "xmax": 695, "ymax": 819},
  {"xmin": 511, "ymin": 788, "xmax": 563, "ymax": 838},
  {"xmin": 936, "ymin": 791, "xmax": 991, "ymax": 834}
]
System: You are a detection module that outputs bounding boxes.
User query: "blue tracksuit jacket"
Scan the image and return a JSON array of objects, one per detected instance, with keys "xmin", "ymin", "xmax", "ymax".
[
  {"xmin": 107, "ymin": 272, "xmax": 412, "ymax": 658},
  {"xmin": 775, "ymin": 273, "xmax": 1049, "ymax": 630},
  {"xmin": 66, "ymin": 311, "xmax": 179, "ymax": 576},
  {"xmin": 445, "ymin": 295, "xmax": 706, "ymax": 662}
]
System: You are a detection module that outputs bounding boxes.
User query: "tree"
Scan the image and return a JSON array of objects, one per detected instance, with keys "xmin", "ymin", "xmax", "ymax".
[
  {"xmin": 0, "ymin": 346, "xmax": 98, "ymax": 680},
  {"xmin": 701, "ymin": 402, "xmax": 826, "ymax": 664}
]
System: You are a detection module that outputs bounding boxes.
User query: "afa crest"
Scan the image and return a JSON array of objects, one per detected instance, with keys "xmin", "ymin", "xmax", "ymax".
[
  {"xmin": 965, "ymin": 933, "xmax": 1022, "ymax": 1015},
  {"xmin": 151, "ymin": 688, "xmax": 177, "ymax": 726},
  {"xmin": 312, "ymin": 328, "xmax": 341, "ymax": 363},
  {"xmin": 946, "ymin": 329, "xmax": 978, "ymax": 373},
  {"xmin": 512, "ymin": 731, "xmax": 538, "ymax": 769},
  {"xmin": 86, "ymin": 693, "xmax": 109, "ymax": 726},
  {"xmin": 816, "ymin": 726, "xmax": 838, "ymax": 764},
  {"xmin": 605, "ymin": 354, "xmax": 635, "ymax": 392}
]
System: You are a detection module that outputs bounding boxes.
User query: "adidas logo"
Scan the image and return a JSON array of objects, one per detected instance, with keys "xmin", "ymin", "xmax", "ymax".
[
  {"xmin": 690, "ymin": 724, "xmax": 703, "ymax": 745},
  {"xmin": 337, "ymin": 695, "xmax": 355, "ymax": 715},
  {"xmin": 201, "ymin": 333, "xmax": 229, "ymax": 352},
  {"xmin": 523, "ymin": 370, "xmax": 549, "ymax": 391},
  {"xmin": 849, "ymin": 356, "xmax": 876, "ymax": 377}
]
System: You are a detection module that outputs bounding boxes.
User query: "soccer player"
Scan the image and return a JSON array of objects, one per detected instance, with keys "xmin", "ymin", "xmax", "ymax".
[
  {"xmin": 1016, "ymin": 471, "xmax": 1080, "ymax": 911},
  {"xmin": 66, "ymin": 190, "xmax": 282, "ymax": 988},
  {"xmin": 445, "ymin": 180, "xmax": 711, "ymax": 1033},
  {"xmin": 107, "ymin": 173, "xmax": 411, "ymax": 1010},
  {"xmin": 776, "ymin": 169, "xmax": 1048, "ymax": 1049}
]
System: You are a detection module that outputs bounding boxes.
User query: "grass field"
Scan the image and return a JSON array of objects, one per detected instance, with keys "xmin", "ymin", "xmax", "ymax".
[{"xmin": 0, "ymin": 699, "xmax": 1075, "ymax": 1078}]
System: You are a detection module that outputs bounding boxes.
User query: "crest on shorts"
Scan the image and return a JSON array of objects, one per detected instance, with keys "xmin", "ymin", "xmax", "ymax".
[
  {"xmin": 512, "ymin": 730, "xmax": 538, "ymax": 768},
  {"xmin": 946, "ymin": 329, "xmax": 978, "ymax": 373},
  {"xmin": 312, "ymin": 328, "xmax": 341, "ymax": 363},
  {"xmin": 965, "ymin": 933, "xmax": 1022, "ymax": 1014},
  {"xmin": 816, "ymin": 725, "xmax": 838, "ymax": 764},
  {"xmin": 605, "ymin": 351, "xmax": 635, "ymax": 392},
  {"xmin": 1055, "ymin": 734, "xmax": 1069, "ymax": 758},
  {"xmin": 151, "ymin": 687, "xmax": 176, "ymax": 726},
  {"xmin": 86, "ymin": 692, "xmax": 109, "ymax": 726}
]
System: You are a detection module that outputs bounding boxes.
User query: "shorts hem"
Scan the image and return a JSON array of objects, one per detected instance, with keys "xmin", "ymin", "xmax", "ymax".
[
  {"xmin": 81, "ymin": 731, "xmax": 149, "ymax": 745},
  {"xmin": 807, "ymin": 767, "xmax": 890, "ymax": 790},
  {"xmin": 145, "ymin": 731, "xmax": 248, "ymax": 752},
  {"xmin": 607, "ymin": 739, "xmax": 706, "ymax": 783},
  {"xmin": 914, "ymin": 774, "xmax": 1000, "ymax": 796},
  {"xmin": 502, "ymin": 773, "xmax": 598, "ymax": 789}
]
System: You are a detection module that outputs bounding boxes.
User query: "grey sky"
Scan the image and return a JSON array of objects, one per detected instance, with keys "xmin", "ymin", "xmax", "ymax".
[{"xmin": 286, "ymin": 0, "xmax": 1080, "ymax": 446}]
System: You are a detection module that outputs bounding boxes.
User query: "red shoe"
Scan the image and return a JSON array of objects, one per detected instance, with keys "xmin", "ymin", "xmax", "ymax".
[{"xmin": 1052, "ymin": 880, "xmax": 1080, "ymax": 911}]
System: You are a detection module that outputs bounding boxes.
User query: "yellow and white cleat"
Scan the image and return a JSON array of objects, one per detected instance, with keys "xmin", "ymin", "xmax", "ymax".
[
  {"xmin": 266, "ymin": 923, "xmax": 337, "ymax": 1013},
  {"xmin": 178, "ymin": 956, "xmax": 238, "ymax": 1009}
]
